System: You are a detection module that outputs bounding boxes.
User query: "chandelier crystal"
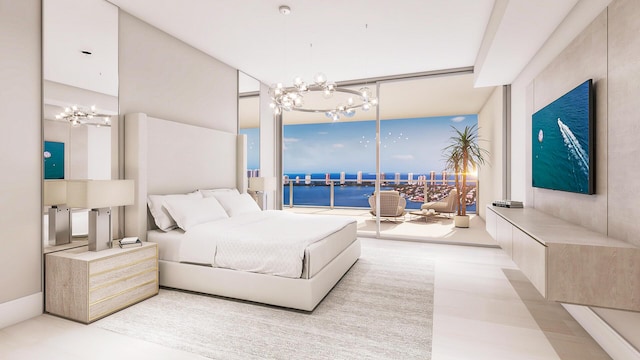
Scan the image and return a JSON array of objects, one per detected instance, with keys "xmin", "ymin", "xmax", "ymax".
[
  {"xmin": 55, "ymin": 105, "xmax": 112, "ymax": 127},
  {"xmin": 269, "ymin": 73, "xmax": 378, "ymax": 121}
]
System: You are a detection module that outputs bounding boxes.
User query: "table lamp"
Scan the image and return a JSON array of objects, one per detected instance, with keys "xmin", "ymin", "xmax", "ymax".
[
  {"xmin": 248, "ymin": 177, "xmax": 276, "ymax": 210},
  {"xmin": 44, "ymin": 180, "xmax": 70, "ymax": 246},
  {"xmin": 66, "ymin": 180, "xmax": 135, "ymax": 251}
]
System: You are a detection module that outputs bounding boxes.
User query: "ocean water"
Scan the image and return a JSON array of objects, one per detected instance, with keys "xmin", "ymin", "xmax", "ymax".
[
  {"xmin": 532, "ymin": 80, "xmax": 592, "ymax": 194},
  {"xmin": 281, "ymin": 173, "xmax": 477, "ymax": 212}
]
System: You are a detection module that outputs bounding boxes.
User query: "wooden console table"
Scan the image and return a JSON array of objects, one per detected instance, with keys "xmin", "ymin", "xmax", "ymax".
[{"xmin": 486, "ymin": 205, "xmax": 640, "ymax": 311}]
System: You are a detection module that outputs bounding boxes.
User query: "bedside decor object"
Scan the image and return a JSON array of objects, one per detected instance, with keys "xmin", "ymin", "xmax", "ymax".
[
  {"xmin": 66, "ymin": 180, "xmax": 135, "ymax": 251},
  {"xmin": 249, "ymin": 176, "xmax": 276, "ymax": 210},
  {"xmin": 119, "ymin": 237, "xmax": 142, "ymax": 248},
  {"xmin": 44, "ymin": 180, "xmax": 71, "ymax": 246}
]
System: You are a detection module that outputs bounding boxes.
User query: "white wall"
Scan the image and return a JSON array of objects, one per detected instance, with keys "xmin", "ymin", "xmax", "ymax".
[
  {"xmin": 0, "ymin": 0, "xmax": 43, "ymax": 327},
  {"xmin": 510, "ymin": 0, "xmax": 639, "ymax": 353},
  {"xmin": 510, "ymin": 0, "xmax": 612, "ymax": 202},
  {"xmin": 118, "ymin": 11, "xmax": 237, "ymax": 133},
  {"xmin": 117, "ymin": 10, "xmax": 238, "ymax": 237},
  {"xmin": 530, "ymin": 11, "xmax": 608, "ymax": 234},
  {"xmin": 477, "ymin": 86, "xmax": 504, "ymax": 219}
]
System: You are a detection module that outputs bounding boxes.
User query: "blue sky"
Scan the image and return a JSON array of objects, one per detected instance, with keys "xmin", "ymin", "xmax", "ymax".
[
  {"xmin": 283, "ymin": 115, "xmax": 478, "ymax": 173},
  {"xmin": 242, "ymin": 114, "xmax": 478, "ymax": 173}
]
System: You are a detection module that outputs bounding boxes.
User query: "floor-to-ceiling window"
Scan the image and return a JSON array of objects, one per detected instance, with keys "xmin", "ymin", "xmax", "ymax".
[
  {"xmin": 279, "ymin": 71, "xmax": 496, "ymax": 238},
  {"xmin": 282, "ymin": 84, "xmax": 377, "ymax": 208}
]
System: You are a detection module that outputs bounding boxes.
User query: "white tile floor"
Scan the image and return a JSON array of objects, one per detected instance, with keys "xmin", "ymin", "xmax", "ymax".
[{"xmin": 0, "ymin": 238, "xmax": 609, "ymax": 359}]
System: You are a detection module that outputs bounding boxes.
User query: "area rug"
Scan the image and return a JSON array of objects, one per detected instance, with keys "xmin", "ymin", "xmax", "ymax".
[{"xmin": 93, "ymin": 238, "xmax": 434, "ymax": 359}]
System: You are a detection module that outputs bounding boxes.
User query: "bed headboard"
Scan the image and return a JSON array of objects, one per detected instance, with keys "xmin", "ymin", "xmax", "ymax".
[{"xmin": 124, "ymin": 113, "xmax": 246, "ymax": 241}]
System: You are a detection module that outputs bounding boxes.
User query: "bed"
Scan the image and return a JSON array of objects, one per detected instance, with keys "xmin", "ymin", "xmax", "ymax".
[{"xmin": 123, "ymin": 113, "xmax": 360, "ymax": 311}]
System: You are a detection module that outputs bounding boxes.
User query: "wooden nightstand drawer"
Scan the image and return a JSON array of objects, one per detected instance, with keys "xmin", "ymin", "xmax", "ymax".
[
  {"xmin": 89, "ymin": 268, "xmax": 158, "ymax": 303},
  {"xmin": 45, "ymin": 242, "xmax": 159, "ymax": 323},
  {"xmin": 89, "ymin": 280, "xmax": 158, "ymax": 322},
  {"xmin": 90, "ymin": 245, "xmax": 157, "ymax": 274},
  {"xmin": 90, "ymin": 255, "xmax": 157, "ymax": 289}
]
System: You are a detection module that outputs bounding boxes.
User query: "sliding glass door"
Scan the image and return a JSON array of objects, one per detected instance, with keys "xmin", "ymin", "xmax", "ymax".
[{"xmin": 278, "ymin": 71, "xmax": 494, "ymax": 238}]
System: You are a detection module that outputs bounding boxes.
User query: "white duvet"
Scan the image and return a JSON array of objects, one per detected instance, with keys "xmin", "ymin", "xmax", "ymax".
[{"xmin": 178, "ymin": 210, "xmax": 355, "ymax": 278}]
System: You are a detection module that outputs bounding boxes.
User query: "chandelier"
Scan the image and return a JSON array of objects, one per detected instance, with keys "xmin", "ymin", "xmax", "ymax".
[
  {"xmin": 55, "ymin": 105, "xmax": 112, "ymax": 127},
  {"xmin": 269, "ymin": 73, "xmax": 378, "ymax": 121}
]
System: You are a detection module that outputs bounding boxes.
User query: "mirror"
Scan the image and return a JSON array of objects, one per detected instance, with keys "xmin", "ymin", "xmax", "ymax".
[
  {"xmin": 239, "ymin": 72, "xmax": 261, "ymax": 177},
  {"xmin": 43, "ymin": 0, "xmax": 118, "ymax": 247}
]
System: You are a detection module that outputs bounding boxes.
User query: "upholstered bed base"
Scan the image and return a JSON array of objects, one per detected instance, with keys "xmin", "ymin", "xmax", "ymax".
[
  {"xmin": 159, "ymin": 238, "xmax": 361, "ymax": 311},
  {"xmin": 124, "ymin": 113, "xmax": 360, "ymax": 311}
]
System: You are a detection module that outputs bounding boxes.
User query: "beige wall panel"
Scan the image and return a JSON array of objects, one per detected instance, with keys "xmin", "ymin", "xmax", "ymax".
[
  {"xmin": 0, "ymin": 0, "xmax": 43, "ymax": 304},
  {"xmin": 118, "ymin": 11, "xmax": 238, "ymax": 133},
  {"xmin": 607, "ymin": 0, "xmax": 640, "ymax": 247},
  {"xmin": 595, "ymin": 0, "xmax": 640, "ymax": 348},
  {"xmin": 531, "ymin": 12, "xmax": 608, "ymax": 234}
]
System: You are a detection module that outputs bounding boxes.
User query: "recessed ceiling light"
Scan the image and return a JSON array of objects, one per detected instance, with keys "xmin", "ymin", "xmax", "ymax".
[{"xmin": 279, "ymin": 5, "xmax": 291, "ymax": 15}]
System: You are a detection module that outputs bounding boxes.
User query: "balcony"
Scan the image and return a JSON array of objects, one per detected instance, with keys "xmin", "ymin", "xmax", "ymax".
[{"xmin": 279, "ymin": 177, "xmax": 497, "ymax": 247}]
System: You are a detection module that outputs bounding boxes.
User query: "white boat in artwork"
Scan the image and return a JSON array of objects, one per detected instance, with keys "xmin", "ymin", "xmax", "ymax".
[
  {"xmin": 557, "ymin": 118, "xmax": 589, "ymax": 175},
  {"xmin": 538, "ymin": 129, "xmax": 544, "ymax": 142}
]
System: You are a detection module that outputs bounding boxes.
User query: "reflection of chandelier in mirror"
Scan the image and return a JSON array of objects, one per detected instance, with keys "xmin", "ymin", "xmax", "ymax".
[
  {"xmin": 55, "ymin": 105, "xmax": 112, "ymax": 127},
  {"xmin": 269, "ymin": 73, "xmax": 378, "ymax": 121}
]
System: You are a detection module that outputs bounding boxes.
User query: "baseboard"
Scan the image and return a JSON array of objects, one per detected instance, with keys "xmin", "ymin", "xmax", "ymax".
[
  {"xmin": 562, "ymin": 303, "xmax": 640, "ymax": 360},
  {"xmin": 0, "ymin": 292, "xmax": 43, "ymax": 329}
]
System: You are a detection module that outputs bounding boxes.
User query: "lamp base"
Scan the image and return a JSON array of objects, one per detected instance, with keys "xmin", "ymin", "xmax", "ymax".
[
  {"xmin": 48, "ymin": 205, "xmax": 71, "ymax": 246},
  {"xmin": 88, "ymin": 208, "xmax": 112, "ymax": 251}
]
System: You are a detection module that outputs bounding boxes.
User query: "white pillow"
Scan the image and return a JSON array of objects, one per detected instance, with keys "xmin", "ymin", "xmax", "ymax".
[
  {"xmin": 214, "ymin": 192, "xmax": 261, "ymax": 217},
  {"xmin": 147, "ymin": 192, "xmax": 201, "ymax": 231},
  {"xmin": 199, "ymin": 188, "xmax": 240, "ymax": 198},
  {"xmin": 163, "ymin": 196, "xmax": 228, "ymax": 231}
]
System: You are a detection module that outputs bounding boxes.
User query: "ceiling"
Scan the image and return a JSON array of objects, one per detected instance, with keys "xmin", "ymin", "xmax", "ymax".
[
  {"xmin": 240, "ymin": 72, "xmax": 496, "ymax": 127},
  {"xmin": 45, "ymin": 0, "xmax": 118, "ymax": 97},
  {"xmin": 106, "ymin": 0, "xmax": 581, "ymax": 90},
  {"xmin": 46, "ymin": 0, "xmax": 590, "ymax": 124}
]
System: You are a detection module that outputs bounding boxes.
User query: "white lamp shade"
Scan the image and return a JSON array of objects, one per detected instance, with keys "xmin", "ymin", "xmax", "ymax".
[
  {"xmin": 44, "ymin": 180, "xmax": 67, "ymax": 206},
  {"xmin": 249, "ymin": 177, "xmax": 276, "ymax": 192},
  {"xmin": 66, "ymin": 179, "xmax": 134, "ymax": 209}
]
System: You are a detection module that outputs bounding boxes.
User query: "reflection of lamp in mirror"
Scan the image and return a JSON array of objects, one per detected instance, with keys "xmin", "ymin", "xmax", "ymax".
[
  {"xmin": 55, "ymin": 105, "xmax": 112, "ymax": 127},
  {"xmin": 249, "ymin": 177, "xmax": 276, "ymax": 210},
  {"xmin": 44, "ymin": 180, "xmax": 71, "ymax": 246},
  {"xmin": 66, "ymin": 180, "xmax": 134, "ymax": 251}
]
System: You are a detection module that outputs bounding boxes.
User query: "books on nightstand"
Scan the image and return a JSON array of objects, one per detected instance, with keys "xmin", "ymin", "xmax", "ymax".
[
  {"xmin": 492, "ymin": 200, "xmax": 523, "ymax": 208},
  {"xmin": 118, "ymin": 237, "xmax": 142, "ymax": 248}
]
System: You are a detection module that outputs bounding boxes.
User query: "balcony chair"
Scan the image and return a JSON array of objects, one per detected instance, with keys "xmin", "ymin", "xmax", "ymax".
[
  {"xmin": 368, "ymin": 190, "xmax": 407, "ymax": 222},
  {"xmin": 421, "ymin": 188, "xmax": 458, "ymax": 217}
]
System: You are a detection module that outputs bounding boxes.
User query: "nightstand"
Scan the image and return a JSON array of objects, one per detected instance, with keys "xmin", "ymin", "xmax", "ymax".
[{"xmin": 45, "ymin": 242, "xmax": 158, "ymax": 323}]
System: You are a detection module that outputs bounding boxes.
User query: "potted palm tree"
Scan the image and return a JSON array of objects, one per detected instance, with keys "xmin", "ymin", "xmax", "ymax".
[{"xmin": 443, "ymin": 124, "xmax": 488, "ymax": 228}]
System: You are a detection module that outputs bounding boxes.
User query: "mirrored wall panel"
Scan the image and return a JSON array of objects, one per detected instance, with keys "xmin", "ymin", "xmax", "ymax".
[{"xmin": 43, "ymin": 0, "xmax": 118, "ymax": 245}]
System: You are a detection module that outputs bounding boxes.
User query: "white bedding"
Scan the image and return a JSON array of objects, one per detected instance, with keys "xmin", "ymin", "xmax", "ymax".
[
  {"xmin": 179, "ymin": 211, "xmax": 355, "ymax": 278},
  {"xmin": 147, "ymin": 229, "xmax": 185, "ymax": 262}
]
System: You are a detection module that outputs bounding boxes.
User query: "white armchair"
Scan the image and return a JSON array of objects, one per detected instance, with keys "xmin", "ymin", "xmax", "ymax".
[
  {"xmin": 421, "ymin": 188, "xmax": 458, "ymax": 216},
  {"xmin": 369, "ymin": 190, "xmax": 407, "ymax": 221}
]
